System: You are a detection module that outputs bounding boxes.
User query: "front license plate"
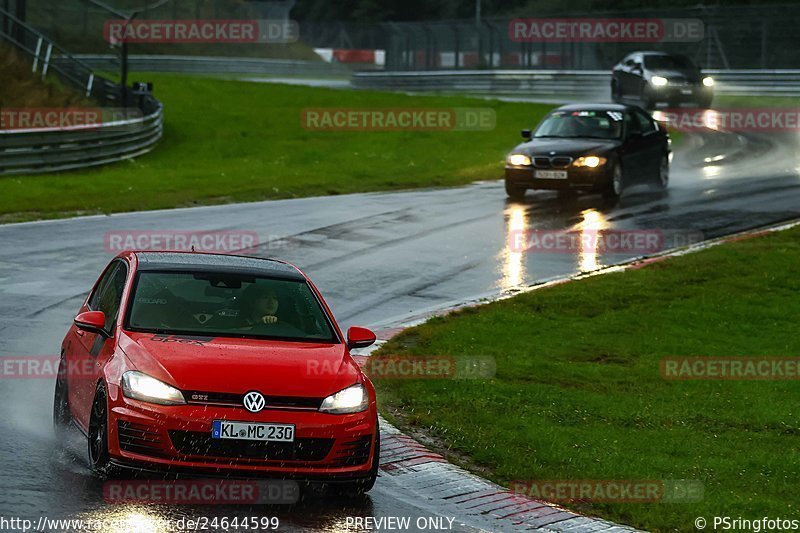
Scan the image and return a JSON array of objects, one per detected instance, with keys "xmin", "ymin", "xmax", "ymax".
[
  {"xmin": 681, "ymin": 89, "xmax": 693, "ymax": 95},
  {"xmin": 535, "ymin": 170, "xmax": 568, "ymax": 180},
  {"xmin": 212, "ymin": 420, "xmax": 295, "ymax": 442}
]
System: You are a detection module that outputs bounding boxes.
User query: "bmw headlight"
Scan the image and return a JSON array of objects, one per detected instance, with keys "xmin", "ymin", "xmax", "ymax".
[
  {"xmin": 573, "ymin": 156, "xmax": 607, "ymax": 168},
  {"xmin": 122, "ymin": 371, "xmax": 186, "ymax": 405},
  {"xmin": 506, "ymin": 153, "xmax": 532, "ymax": 166},
  {"xmin": 319, "ymin": 384, "xmax": 369, "ymax": 414},
  {"xmin": 702, "ymin": 76, "xmax": 714, "ymax": 87},
  {"xmin": 651, "ymin": 76, "xmax": 668, "ymax": 87}
]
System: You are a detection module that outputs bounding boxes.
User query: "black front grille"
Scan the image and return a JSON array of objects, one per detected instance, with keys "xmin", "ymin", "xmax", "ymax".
[
  {"xmin": 118, "ymin": 421, "xmax": 166, "ymax": 457},
  {"xmin": 169, "ymin": 430, "xmax": 333, "ymax": 461},
  {"xmin": 533, "ymin": 157, "xmax": 551, "ymax": 168},
  {"xmin": 551, "ymin": 156, "xmax": 573, "ymax": 169},
  {"xmin": 184, "ymin": 391, "xmax": 323, "ymax": 410},
  {"xmin": 330, "ymin": 435, "xmax": 373, "ymax": 467}
]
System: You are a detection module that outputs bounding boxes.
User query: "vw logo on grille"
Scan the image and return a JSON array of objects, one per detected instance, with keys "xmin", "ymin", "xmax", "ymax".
[{"xmin": 243, "ymin": 391, "xmax": 266, "ymax": 413}]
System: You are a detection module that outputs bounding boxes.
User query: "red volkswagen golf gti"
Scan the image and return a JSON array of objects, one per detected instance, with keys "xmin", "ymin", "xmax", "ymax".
[{"xmin": 53, "ymin": 251, "xmax": 380, "ymax": 492}]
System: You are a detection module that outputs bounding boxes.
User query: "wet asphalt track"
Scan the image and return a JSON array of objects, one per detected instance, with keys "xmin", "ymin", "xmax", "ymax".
[{"xmin": 1, "ymin": 126, "xmax": 799, "ymax": 532}]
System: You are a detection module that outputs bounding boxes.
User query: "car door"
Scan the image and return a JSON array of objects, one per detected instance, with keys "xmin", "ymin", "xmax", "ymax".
[
  {"xmin": 633, "ymin": 109, "xmax": 664, "ymax": 181},
  {"xmin": 621, "ymin": 110, "xmax": 648, "ymax": 183},
  {"xmin": 69, "ymin": 260, "xmax": 128, "ymax": 430}
]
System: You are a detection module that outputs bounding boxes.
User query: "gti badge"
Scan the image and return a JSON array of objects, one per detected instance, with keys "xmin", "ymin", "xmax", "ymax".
[{"xmin": 243, "ymin": 391, "xmax": 266, "ymax": 413}]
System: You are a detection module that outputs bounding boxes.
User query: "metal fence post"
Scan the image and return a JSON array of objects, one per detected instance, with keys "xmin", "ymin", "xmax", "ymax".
[
  {"xmin": 31, "ymin": 36, "xmax": 42, "ymax": 73},
  {"xmin": 41, "ymin": 42, "xmax": 52, "ymax": 78}
]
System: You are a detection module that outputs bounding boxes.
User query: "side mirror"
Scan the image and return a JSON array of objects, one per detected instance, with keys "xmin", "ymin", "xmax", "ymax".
[
  {"xmin": 74, "ymin": 311, "xmax": 108, "ymax": 337},
  {"xmin": 347, "ymin": 326, "xmax": 376, "ymax": 350},
  {"xmin": 521, "ymin": 129, "xmax": 532, "ymax": 140},
  {"xmin": 633, "ymin": 65, "xmax": 643, "ymax": 74}
]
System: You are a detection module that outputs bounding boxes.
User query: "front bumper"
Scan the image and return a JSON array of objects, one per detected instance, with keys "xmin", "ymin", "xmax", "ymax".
[
  {"xmin": 505, "ymin": 165, "xmax": 612, "ymax": 191},
  {"xmin": 647, "ymin": 85, "xmax": 713, "ymax": 104},
  {"xmin": 106, "ymin": 384, "xmax": 377, "ymax": 479}
]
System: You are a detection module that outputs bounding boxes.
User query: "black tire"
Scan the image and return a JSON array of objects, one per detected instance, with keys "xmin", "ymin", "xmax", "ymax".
[
  {"xmin": 655, "ymin": 155, "xmax": 669, "ymax": 190},
  {"xmin": 53, "ymin": 357, "xmax": 71, "ymax": 439},
  {"xmin": 88, "ymin": 383, "xmax": 114, "ymax": 477},
  {"xmin": 603, "ymin": 162, "xmax": 624, "ymax": 200},
  {"xmin": 505, "ymin": 181, "xmax": 527, "ymax": 200}
]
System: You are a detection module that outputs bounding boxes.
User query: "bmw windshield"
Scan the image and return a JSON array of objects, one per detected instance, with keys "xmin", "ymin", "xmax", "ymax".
[
  {"xmin": 644, "ymin": 54, "xmax": 696, "ymax": 71},
  {"xmin": 125, "ymin": 271, "xmax": 337, "ymax": 342},
  {"xmin": 534, "ymin": 110, "xmax": 624, "ymax": 140}
]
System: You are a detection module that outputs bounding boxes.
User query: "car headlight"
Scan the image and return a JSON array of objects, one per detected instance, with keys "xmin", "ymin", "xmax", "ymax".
[
  {"xmin": 573, "ymin": 156, "xmax": 607, "ymax": 168},
  {"xmin": 506, "ymin": 153, "xmax": 532, "ymax": 166},
  {"xmin": 650, "ymin": 76, "xmax": 668, "ymax": 87},
  {"xmin": 702, "ymin": 76, "xmax": 714, "ymax": 87},
  {"xmin": 319, "ymin": 384, "xmax": 369, "ymax": 414},
  {"xmin": 122, "ymin": 371, "xmax": 186, "ymax": 405}
]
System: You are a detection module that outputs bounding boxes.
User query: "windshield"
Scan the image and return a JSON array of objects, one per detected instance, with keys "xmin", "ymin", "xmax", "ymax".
[
  {"xmin": 644, "ymin": 55, "xmax": 696, "ymax": 71},
  {"xmin": 125, "ymin": 271, "xmax": 337, "ymax": 343},
  {"xmin": 534, "ymin": 110, "xmax": 623, "ymax": 140}
]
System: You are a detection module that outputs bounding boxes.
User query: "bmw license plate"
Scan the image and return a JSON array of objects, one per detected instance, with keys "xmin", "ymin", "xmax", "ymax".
[
  {"xmin": 535, "ymin": 170, "xmax": 568, "ymax": 180},
  {"xmin": 212, "ymin": 420, "xmax": 295, "ymax": 442}
]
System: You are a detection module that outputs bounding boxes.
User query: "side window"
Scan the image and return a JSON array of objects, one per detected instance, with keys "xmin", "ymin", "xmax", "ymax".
[
  {"xmin": 624, "ymin": 112, "xmax": 641, "ymax": 137},
  {"xmin": 635, "ymin": 110, "xmax": 657, "ymax": 134},
  {"xmin": 89, "ymin": 261, "xmax": 128, "ymax": 331},
  {"xmin": 88, "ymin": 263, "xmax": 118, "ymax": 311}
]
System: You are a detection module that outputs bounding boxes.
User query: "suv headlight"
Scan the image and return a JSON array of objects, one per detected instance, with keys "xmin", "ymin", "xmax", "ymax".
[
  {"xmin": 573, "ymin": 156, "xmax": 607, "ymax": 168},
  {"xmin": 651, "ymin": 76, "xmax": 668, "ymax": 87},
  {"xmin": 319, "ymin": 384, "xmax": 369, "ymax": 414},
  {"xmin": 507, "ymin": 154, "xmax": 532, "ymax": 166},
  {"xmin": 122, "ymin": 371, "xmax": 186, "ymax": 405},
  {"xmin": 702, "ymin": 76, "xmax": 714, "ymax": 87}
]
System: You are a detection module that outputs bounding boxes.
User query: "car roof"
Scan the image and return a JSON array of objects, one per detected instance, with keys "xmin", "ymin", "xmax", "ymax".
[
  {"xmin": 133, "ymin": 251, "xmax": 305, "ymax": 281},
  {"xmin": 554, "ymin": 103, "xmax": 630, "ymax": 112}
]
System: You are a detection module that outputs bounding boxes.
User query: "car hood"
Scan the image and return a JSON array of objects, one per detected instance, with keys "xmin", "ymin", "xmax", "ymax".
[
  {"xmin": 118, "ymin": 331, "xmax": 360, "ymax": 398},
  {"xmin": 512, "ymin": 138, "xmax": 620, "ymax": 157}
]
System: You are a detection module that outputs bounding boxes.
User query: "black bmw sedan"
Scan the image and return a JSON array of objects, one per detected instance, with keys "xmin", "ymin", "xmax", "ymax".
[
  {"xmin": 504, "ymin": 104, "xmax": 670, "ymax": 201},
  {"xmin": 611, "ymin": 52, "xmax": 714, "ymax": 109}
]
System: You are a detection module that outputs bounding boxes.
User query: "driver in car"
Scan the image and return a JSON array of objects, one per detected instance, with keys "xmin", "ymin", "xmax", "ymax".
[{"xmin": 243, "ymin": 286, "xmax": 281, "ymax": 326}]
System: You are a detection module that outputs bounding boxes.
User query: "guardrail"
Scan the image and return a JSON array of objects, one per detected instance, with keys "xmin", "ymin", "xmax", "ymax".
[
  {"xmin": 352, "ymin": 69, "xmax": 800, "ymax": 98},
  {"xmin": 0, "ymin": 7, "xmax": 164, "ymax": 175},
  {"xmin": 0, "ymin": 106, "xmax": 163, "ymax": 175},
  {"xmin": 72, "ymin": 54, "xmax": 351, "ymax": 76}
]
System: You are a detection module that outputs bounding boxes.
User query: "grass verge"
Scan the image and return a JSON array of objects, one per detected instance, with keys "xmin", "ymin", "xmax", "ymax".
[
  {"xmin": 374, "ymin": 226, "xmax": 800, "ymax": 531},
  {"xmin": 0, "ymin": 74, "xmax": 552, "ymax": 223}
]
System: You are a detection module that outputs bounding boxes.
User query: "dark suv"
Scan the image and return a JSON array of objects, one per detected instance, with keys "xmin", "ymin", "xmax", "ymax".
[{"xmin": 611, "ymin": 52, "xmax": 714, "ymax": 109}]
